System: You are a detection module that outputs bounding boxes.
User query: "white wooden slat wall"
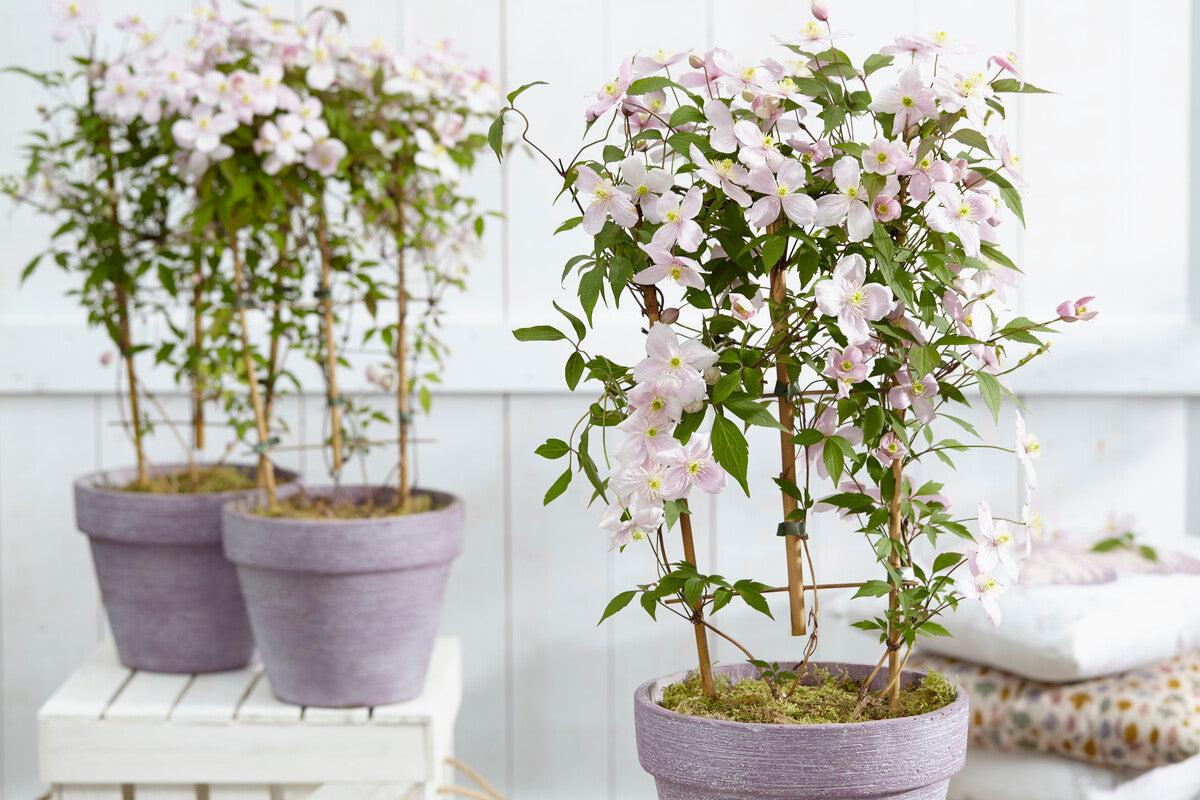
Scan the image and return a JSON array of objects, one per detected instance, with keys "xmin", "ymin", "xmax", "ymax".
[{"xmin": 0, "ymin": 1, "xmax": 1194, "ymax": 798}]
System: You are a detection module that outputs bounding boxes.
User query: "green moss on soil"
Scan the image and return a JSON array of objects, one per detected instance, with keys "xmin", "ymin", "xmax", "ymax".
[
  {"xmin": 256, "ymin": 490, "xmax": 438, "ymax": 519},
  {"xmin": 122, "ymin": 465, "xmax": 257, "ymax": 494},
  {"xmin": 661, "ymin": 668, "xmax": 956, "ymax": 724}
]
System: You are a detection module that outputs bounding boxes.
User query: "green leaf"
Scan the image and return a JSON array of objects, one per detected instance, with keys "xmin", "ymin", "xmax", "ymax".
[
  {"xmin": 724, "ymin": 396, "xmax": 785, "ymax": 430},
  {"xmin": 1091, "ymin": 537, "xmax": 1124, "ymax": 553},
  {"xmin": 668, "ymin": 105, "xmax": 707, "ymax": 128},
  {"xmin": 863, "ymin": 53, "xmax": 895, "ymax": 75},
  {"xmin": 627, "ymin": 76, "xmax": 674, "ymax": 94},
  {"xmin": 513, "ymin": 325, "xmax": 565, "ymax": 342},
  {"xmin": 998, "ymin": 184, "xmax": 1025, "ymax": 226},
  {"xmin": 712, "ymin": 371, "xmax": 740, "ymax": 404},
  {"xmin": 535, "ymin": 438, "xmax": 570, "ymax": 459},
  {"xmin": 543, "ymin": 468, "xmax": 572, "ymax": 505},
  {"xmin": 602, "ymin": 144, "xmax": 625, "ymax": 163},
  {"xmin": 711, "ymin": 414, "xmax": 750, "ymax": 495},
  {"xmin": 734, "ymin": 581, "xmax": 774, "ymax": 619},
  {"xmin": 507, "ymin": 80, "xmax": 548, "ymax": 104},
  {"xmin": 821, "ymin": 492, "xmax": 876, "ymax": 513},
  {"xmin": 579, "ymin": 265, "xmax": 605, "ymax": 324},
  {"xmin": 792, "ymin": 429, "xmax": 824, "ymax": 447},
  {"xmin": 991, "ymin": 79, "xmax": 1051, "ymax": 94},
  {"xmin": 917, "ymin": 621, "xmax": 951, "ymax": 638},
  {"xmin": 564, "ymin": 351, "xmax": 585, "ymax": 390},
  {"xmin": 823, "ymin": 439, "xmax": 844, "ymax": 486},
  {"xmin": 909, "ymin": 345, "xmax": 938, "ymax": 377},
  {"xmin": 976, "ymin": 370, "xmax": 1003, "ymax": 423},
  {"xmin": 863, "ymin": 406, "xmax": 885, "ymax": 441},
  {"xmin": 761, "ymin": 235, "xmax": 786, "ymax": 270},
  {"xmin": 854, "ymin": 580, "xmax": 893, "ymax": 598},
  {"xmin": 554, "ymin": 216, "xmax": 583, "ymax": 234},
  {"xmin": 932, "ymin": 552, "xmax": 962, "ymax": 573},
  {"xmin": 598, "ymin": 590, "xmax": 637, "ymax": 624},
  {"xmin": 488, "ymin": 114, "xmax": 505, "ymax": 162},
  {"xmin": 553, "ymin": 301, "xmax": 587, "ymax": 339},
  {"xmin": 711, "ymin": 587, "xmax": 734, "ymax": 614},
  {"xmin": 950, "ymin": 129, "xmax": 991, "ymax": 154}
]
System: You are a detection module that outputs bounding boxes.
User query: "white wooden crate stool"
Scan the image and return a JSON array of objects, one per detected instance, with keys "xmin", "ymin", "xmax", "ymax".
[{"xmin": 38, "ymin": 637, "xmax": 462, "ymax": 800}]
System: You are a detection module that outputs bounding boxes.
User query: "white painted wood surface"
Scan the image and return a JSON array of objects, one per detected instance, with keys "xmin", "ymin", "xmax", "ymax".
[
  {"xmin": 1, "ymin": 1, "xmax": 1195, "ymax": 799},
  {"xmin": 39, "ymin": 638, "xmax": 459, "ymax": 797}
]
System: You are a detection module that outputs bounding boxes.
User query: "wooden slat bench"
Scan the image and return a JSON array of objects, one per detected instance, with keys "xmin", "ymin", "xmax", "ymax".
[{"xmin": 37, "ymin": 638, "xmax": 462, "ymax": 800}]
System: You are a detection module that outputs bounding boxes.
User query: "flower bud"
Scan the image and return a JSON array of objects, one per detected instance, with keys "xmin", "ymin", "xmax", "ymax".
[
  {"xmin": 683, "ymin": 398, "xmax": 705, "ymax": 414},
  {"xmin": 703, "ymin": 365, "xmax": 721, "ymax": 385},
  {"xmin": 659, "ymin": 307, "xmax": 680, "ymax": 324},
  {"xmin": 688, "ymin": 53, "xmax": 706, "ymax": 69},
  {"xmin": 741, "ymin": 88, "xmax": 757, "ymax": 103},
  {"xmin": 811, "ymin": 0, "xmax": 829, "ymax": 21},
  {"xmin": 99, "ymin": 350, "xmax": 115, "ymax": 366}
]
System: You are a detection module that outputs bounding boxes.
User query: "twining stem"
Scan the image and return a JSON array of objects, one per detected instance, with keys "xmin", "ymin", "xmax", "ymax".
[
  {"xmin": 394, "ymin": 193, "xmax": 411, "ymax": 511},
  {"xmin": 263, "ymin": 222, "xmax": 289, "ymax": 426},
  {"xmin": 769, "ymin": 260, "xmax": 806, "ymax": 637},
  {"xmin": 663, "ymin": 580, "xmax": 865, "ymax": 605},
  {"xmin": 316, "ymin": 213, "xmax": 344, "ymax": 474},
  {"xmin": 886, "ymin": 454, "xmax": 905, "ymax": 711},
  {"xmin": 230, "ymin": 235, "xmax": 278, "ymax": 510},
  {"xmin": 642, "ymin": 284, "xmax": 714, "ymax": 698}
]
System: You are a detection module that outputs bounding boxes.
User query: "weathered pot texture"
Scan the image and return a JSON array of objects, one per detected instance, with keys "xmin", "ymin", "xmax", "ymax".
[
  {"xmin": 222, "ymin": 486, "xmax": 464, "ymax": 708},
  {"xmin": 635, "ymin": 661, "xmax": 969, "ymax": 800},
  {"xmin": 74, "ymin": 463, "xmax": 298, "ymax": 674}
]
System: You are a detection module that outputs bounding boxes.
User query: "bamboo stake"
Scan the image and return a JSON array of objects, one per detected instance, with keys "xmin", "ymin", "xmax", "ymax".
[
  {"xmin": 115, "ymin": 282, "xmax": 147, "ymax": 486},
  {"xmin": 642, "ymin": 284, "xmax": 714, "ymax": 698},
  {"xmin": 191, "ymin": 257, "xmax": 205, "ymax": 454},
  {"xmin": 663, "ymin": 581, "xmax": 866, "ymax": 605},
  {"xmin": 230, "ymin": 235, "xmax": 278, "ymax": 510},
  {"xmin": 769, "ymin": 261, "xmax": 806, "ymax": 637},
  {"xmin": 886, "ymin": 455, "xmax": 904, "ymax": 711},
  {"xmin": 316, "ymin": 214, "xmax": 344, "ymax": 473},
  {"xmin": 394, "ymin": 195, "xmax": 411, "ymax": 511}
]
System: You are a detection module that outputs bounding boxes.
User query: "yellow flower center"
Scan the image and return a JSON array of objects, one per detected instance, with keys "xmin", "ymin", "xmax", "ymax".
[
  {"xmin": 651, "ymin": 397, "xmax": 665, "ymax": 411},
  {"xmin": 957, "ymin": 203, "xmax": 972, "ymax": 218},
  {"xmin": 665, "ymin": 210, "xmax": 681, "ymax": 223},
  {"xmin": 637, "ymin": 185, "xmax": 649, "ymax": 196},
  {"xmin": 845, "ymin": 186, "xmax": 858, "ymax": 199},
  {"xmin": 760, "ymin": 135, "xmax": 775, "ymax": 148},
  {"xmin": 980, "ymin": 576, "xmax": 998, "ymax": 591},
  {"xmin": 849, "ymin": 290, "xmax": 864, "ymax": 307},
  {"xmin": 841, "ymin": 360, "xmax": 852, "ymax": 371},
  {"xmin": 776, "ymin": 184, "xmax": 789, "ymax": 197},
  {"xmin": 687, "ymin": 461, "xmax": 701, "ymax": 475},
  {"xmin": 801, "ymin": 21, "xmax": 821, "ymax": 38},
  {"xmin": 594, "ymin": 183, "xmax": 613, "ymax": 200},
  {"xmin": 631, "ymin": 527, "xmax": 647, "ymax": 541},
  {"xmin": 901, "ymin": 95, "xmax": 914, "ymax": 107},
  {"xmin": 669, "ymin": 266, "xmax": 683, "ymax": 280},
  {"xmin": 669, "ymin": 356, "xmax": 682, "ymax": 368},
  {"xmin": 604, "ymin": 81, "xmax": 619, "ymax": 97},
  {"xmin": 741, "ymin": 66, "xmax": 756, "ymax": 81},
  {"xmin": 876, "ymin": 152, "xmax": 889, "ymax": 164},
  {"xmin": 646, "ymin": 426, "xmax": 658, "ymax": 438}
]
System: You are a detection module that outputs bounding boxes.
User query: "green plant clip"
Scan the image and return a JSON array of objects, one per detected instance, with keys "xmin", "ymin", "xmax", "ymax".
[
  {"xmin": 772, "ymin": 380, "xmax": 800, "ymax": 400},
  {"xmin": 327, "ymin": 395, "xmax": 348, "ymax": 407},
  {"xmin": 251, "ymin": 435, "xmax": 281, "ymax": 454},
  {"xmin": 776, "ymin": 520, "xmax": 807, "ymax": 539},
  {"xmin": 313, "ymin": 288, "xmax": 332, "ymax": 300},
  {"xmin": 232, "ymin": 297, "xmax": 257, "ymax": 309},
  {"xmin": 397, "ymin": 412, "xmax": 415, "ymax": 423}
]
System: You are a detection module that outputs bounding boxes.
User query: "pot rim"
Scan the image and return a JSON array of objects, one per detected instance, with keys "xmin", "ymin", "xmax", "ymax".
[
  {"xmin": 76, "ymin": 462, "xmax": 299, "ymax": 499},
  {"xmin": 635, "ymin": 659, "xmax": 968, "ymax": 732},
  {"xmin": 221, "ymin": 484, "xmax": 461, "ymax": 524}
]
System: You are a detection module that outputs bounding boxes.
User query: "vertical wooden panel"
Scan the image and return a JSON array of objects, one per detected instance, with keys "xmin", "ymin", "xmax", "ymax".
[{"xmin": 507, "ymin": 394, "xmax": 609, "ymax": 800}]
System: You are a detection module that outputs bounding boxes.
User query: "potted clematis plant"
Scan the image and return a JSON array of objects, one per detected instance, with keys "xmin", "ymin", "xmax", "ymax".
[
  {"xmin": 496, "ymin": 6, "xmax": 1093, "ymax": 798},
  {"xmin": 119, "ymin": 4, "xmax": 503, "ymax": 706},
  {"xmin": 3, "ymin": 3, "xmax": 300, "ymax": 674}
]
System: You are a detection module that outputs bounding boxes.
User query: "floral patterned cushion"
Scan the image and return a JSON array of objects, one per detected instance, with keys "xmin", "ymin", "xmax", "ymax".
[{"xmin": 918, "ymin": 652, "xmax": 1200, "ymax": 769}]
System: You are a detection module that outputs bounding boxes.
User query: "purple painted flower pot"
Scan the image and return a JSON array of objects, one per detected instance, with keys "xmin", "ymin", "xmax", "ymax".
[
  {"xmin": 222, "ymin": 486, "xmax": 464, "ymax": 708},
  {"xmin": 635, "ymin": 661, "xmax": 969, "ymax": 800},
  {"xmin": 74, "ymin": 463, "xmax": 299, "ymax": 674}
]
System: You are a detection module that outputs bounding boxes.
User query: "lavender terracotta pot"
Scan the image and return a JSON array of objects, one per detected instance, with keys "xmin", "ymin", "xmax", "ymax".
[
  {"xmin": 222, "ymin": 486, "xmax": 464, "ymax": 708},
  {"xmin": 635, "ymin": 661, "xmax": 969, "ymax": 800},
  {"xmin": 74, "ymin": 463, "xmax": 298, "ymax": 674}
]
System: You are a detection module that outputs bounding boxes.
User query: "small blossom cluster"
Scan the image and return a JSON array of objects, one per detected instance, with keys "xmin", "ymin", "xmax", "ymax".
[
  {"xmin": 602, "ymin": 324, "xmax": 727, "ymax": 550},
  {"xmin": 83, "ymin": 3, "xmax": 500, "ymax": 182}
]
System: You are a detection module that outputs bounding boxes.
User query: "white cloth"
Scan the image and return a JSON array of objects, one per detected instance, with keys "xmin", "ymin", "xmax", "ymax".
[{"xmin": 951, "ymin": 749, "xmax": 1200, "ymax": 800}]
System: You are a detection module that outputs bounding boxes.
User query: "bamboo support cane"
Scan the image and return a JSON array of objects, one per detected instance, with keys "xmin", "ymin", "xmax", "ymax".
[
  {"xmin": 395, "ymin": 197, "xmax": 411, "ymax": 510},
  {"xmin": 886, "ymin": 455, "xmax": 904, "ymax": 710},
  {"xmin": 191, "ymin": 261, "xmax": 205, "ymax": 452},
  {"xmin": 230, "ymin": 237, "xmax": 279, "ymax": 509},
  {"xmin": 642, "ymin": 285, "xmax": 714, "ymax": 697},
  {"xmin": 769, "ymin": 256, "xmax": 806, "ymax": 637},
  {"xmin": 316, "ymin": 215, "xmax": 344, "ymax": 473}
]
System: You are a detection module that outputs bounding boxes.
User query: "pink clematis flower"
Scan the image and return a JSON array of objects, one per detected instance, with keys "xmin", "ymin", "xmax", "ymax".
[
  {"xmin": 50, "ymin": 0, "xmax": 99, "ymax": 41},
  {"xmin": 807, "ymin": 407, "xmax": 864, "ymax": 479},
  {"xmin": 961, "ymin": 551, "xmax": 1006, "ymax": 625},
  {"xmin": 926, "ymin": 184, "xmax": 994, "ymax": 257},
  {"xmin": 888, "ymin": 369, "xmax": 939, "ymax": 425},
  {"xmin": 746, "ymin": 162, "xmax": 817, "ymax": 228},
  {"xmin": 814, "ymin": 157, "xmax": 873, "ymax": 242},
  {"xmin": 634, "ymin": 243, "xmax": 705, "ymax": 290},
  {"xmin": 95, "ymin": 65, "xmax": 143, "ymax": 123},
  {"xmin": 988, "ymin": 52, "xmax": 1025, "ymax": 86},
  {"xmin": 877, "ymin": 431, "xmax": 907, "ymax": 464},
  {"xmin": 691, "ymin": 144, "xmax": 751, "ymax": 208},
  {"xmin": 628, "ymin": 379, "xmax": 685, "ymax": 421},
  {"xmin": 660, "ymin": 431, "xmax": 727, "ymax": 499},
  {"xmin": 610, "ymin": 459, "xmax": 669, "ymax": 509},
  {"xmin": 586, "ymin": 59, "xmax": 632, "ymax": 121},
  {"xmin": 730, "ymin": 290, "xmax": 764, "ymax": 321},
  {"xmin": 872, "ymin": 195, "xmax": 901, "ymax": 222},
  {"xmin": 938, "ymin": 71, "xmax": 994, "ymax": 128},
  {"xmin": 823, "ymin": 345, "xmax": 869, "ymax": 399},
  {"xmin": 734, "ymin": 120, "xmax": 784, "ymax": 171},
  {"xmin": 648, "ymin": 187, "xmax": 704, "ymax": 251},
  {"xmin": 632, "ymin": 48, "xmax": 689, "ymax": 77},
  {"xmin": 896, "ymin": 147, "xmax": 954, "ymax": 202},
  {"xmin": 305, "ymin": 137, "xmax": 347, "ymax": 177},
  {"xmin": 811, "ymin": 0, "xmax": 829, "ymax": 21},
  {"xmin": 172, "ymin": 104, "xmax": 238, "ymax": 154},
  {"xmin": 1057, "ymin": 296, "xmax": 1097, "ymax": 322},
  {"xmin": 619, "ymin": 156, "xmax": 674, "ymax": 207},
  {"xmin": 989, "ymin": 135, "xmax": 1027, "ymax": 189},
  {"xmin": 869, "ymin": 65, "xmax": 938, "ymax": 137},
  {"xmin": 574, "ymin": 165, "xmax": 637, "ymax": 235},
  {"xmin": 862, "ymin": 138, "xmax": 905, "ymax": 176},
  {"xmin": 632, "ymin": 324, "xmax": 718, "ymax": 406},
  {"xmin": 616, "ymin": 408, "xmax": 678, "ymax": 463},
  {"xmin": 976, "ymin": 501, "xmax": 1025, "ymax": 581},
  {"xmin": 1013, "ymin": 411, "xmax": 1040, "ymax": 490},
  {"xmin": 775, "ymin": 21, "xmax": 835, "ymax": 51},
  {"xmin": 815, "ymin": 254, "xmax": 895, "ymax": 345},
  {"xmin": 600, "ymin": 502, "xmax": 664, "ymax": 551}
]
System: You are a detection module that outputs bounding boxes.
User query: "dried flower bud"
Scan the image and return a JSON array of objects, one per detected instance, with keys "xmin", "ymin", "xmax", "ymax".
[
  {"xmin": 99, "ymin": 350, "xmax": 115, "ymax": 366},
  {"xmin": 683, "ymin": 398, "xmax": 705, "ymax": 414},
  {"xmin": 688, "ymin": 53, "xmax": 705, "ymax": 69},
  {"xmin": 366, "ymin": 363, "xmax": 395, "ymax": 391},
  {"xmin": 659, "ymin": 307, "xmax": 680, "ymax": 324},
  {"xmin": 811, "ymin": 0, "xmax": 829, "ymax": 22},
  {"xmin": 703, "ymin": 365, "xmax": 721, "ymax": 385}
]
